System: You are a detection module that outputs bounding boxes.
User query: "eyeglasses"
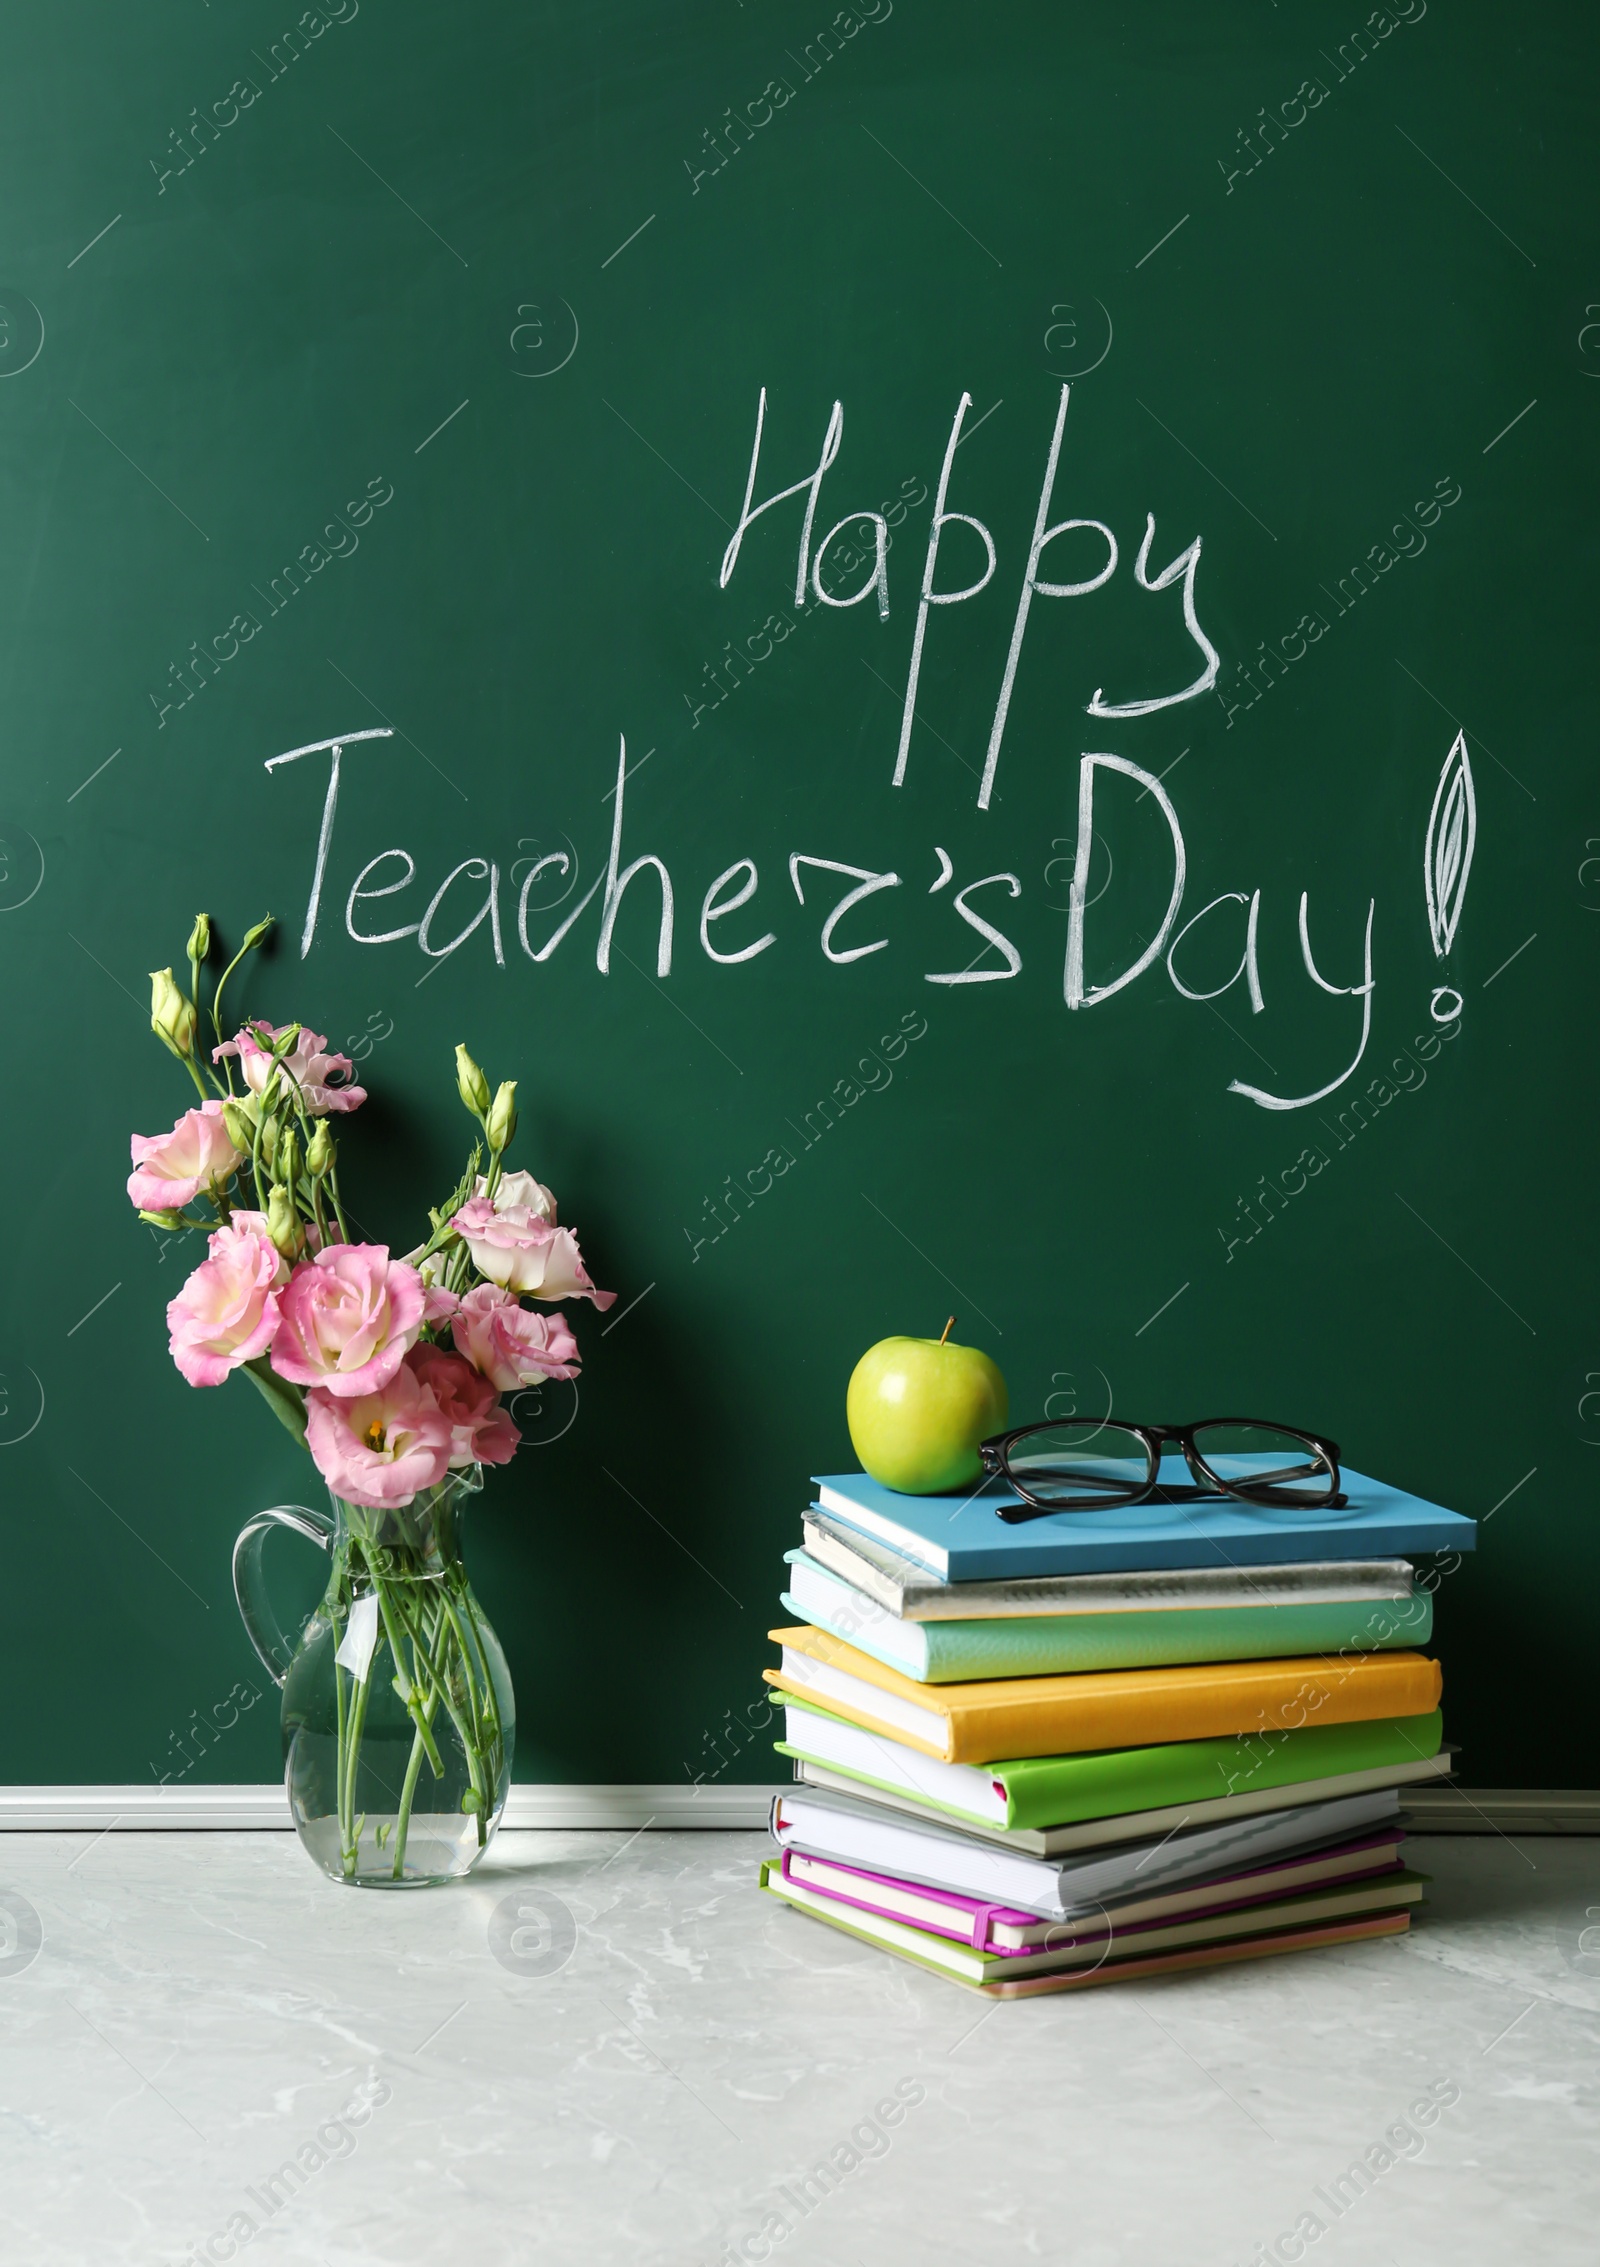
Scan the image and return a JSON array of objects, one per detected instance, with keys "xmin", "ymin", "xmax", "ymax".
[{"xmin": 978, "ymin": 1418, "xmax": 1343, "ymax": 1524}]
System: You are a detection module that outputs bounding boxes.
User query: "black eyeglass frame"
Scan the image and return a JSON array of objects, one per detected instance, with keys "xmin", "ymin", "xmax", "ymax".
[{"xmin": 978, "ymin": 1416, "xmax": 1344, "ymax": 1523}]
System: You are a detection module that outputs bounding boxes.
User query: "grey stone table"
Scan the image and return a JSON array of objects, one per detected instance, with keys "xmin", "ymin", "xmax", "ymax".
[{"xmin": 2, "ymin": 1829, "xmax": 1597, "ymax": 2266}]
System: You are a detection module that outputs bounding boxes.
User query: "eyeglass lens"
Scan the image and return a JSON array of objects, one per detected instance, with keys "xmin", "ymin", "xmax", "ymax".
[
  {"xmin": 1186, "ymin": 1421, "xmax": 1335, "ymax": 1502},
  {"xmin": 1003, "ymin": 1421, "xmax": 1150, "ymax": 1505},
  {"xmin": 1002, "ymin": 1419, "xmax": 1334, "ymax": 1507}
]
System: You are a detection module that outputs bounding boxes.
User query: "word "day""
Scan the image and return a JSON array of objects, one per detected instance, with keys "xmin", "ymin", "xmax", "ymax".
[
  {"xmin": 718, "ymin": 382, "xmax": 1220, "ymax": 808},
  {"xmin": 266, "ymin": 730, "xmax": 1391, "ymax": 1117}
]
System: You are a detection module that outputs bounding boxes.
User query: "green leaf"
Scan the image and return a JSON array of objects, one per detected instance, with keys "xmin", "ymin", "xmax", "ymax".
[{"xmin": 240, "ymin": 1358, "xmax": 310, "ymax": 1446}]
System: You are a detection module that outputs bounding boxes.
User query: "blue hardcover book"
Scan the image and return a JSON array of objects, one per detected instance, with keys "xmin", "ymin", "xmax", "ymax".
[{"xmin": 811, "ymin": 1461, "xmax": 1476, "ymax": 1581}]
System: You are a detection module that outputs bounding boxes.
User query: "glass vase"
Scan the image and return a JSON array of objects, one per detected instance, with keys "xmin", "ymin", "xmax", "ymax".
[{"xmin": 232, "ymin": 1468, "xmax": 514, "ymax": 1887}]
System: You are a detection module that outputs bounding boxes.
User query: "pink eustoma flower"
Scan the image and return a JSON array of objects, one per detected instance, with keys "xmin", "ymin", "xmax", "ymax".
[
  {"xmin": 451, "ymin": 1283, "xmax": 581, "ymax": 1390},
  {"xmin": 270, "ymin": 1244, "xmax": 425, "ymax": 1398},
  {"xmin": 304, "ymin": 1364, "xmax": 452, "ymax": 1510},
  {"xmin": 450, "ymin": 1197, "xmax": 614, "ymax": 1307},
  {"xmin": 127, "ymin": 1099, "xmax": 245, "ymax": 1213},
  {"xmin": 165, "ymin": 1221, "xmax": 285, "ymax": 1387},
  {"xmin": 213, "ymin": 1021, "xmax": 366, "ymax": 1115},
  {"xmin": 407, "ymin": 1343, "xmax": 519, "ymax": 1469}
]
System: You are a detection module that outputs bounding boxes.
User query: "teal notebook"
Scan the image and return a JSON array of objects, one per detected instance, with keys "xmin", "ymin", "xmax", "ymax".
[{"xmin": 782, "ymin": 1549, "xmax": 1432, "ymax": 1683}]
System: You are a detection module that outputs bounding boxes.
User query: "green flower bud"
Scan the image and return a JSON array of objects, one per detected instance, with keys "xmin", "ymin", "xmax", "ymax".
[
  {"xmin": 221, "ymin": 1099, "xmax": 257, "ymax": 1154},
  {"xmin": 485, "ymin": 1080, "xmax": 518, "ymax": 1155},
  {"xmin": 241, "ymin": 914, "xmax": 275, "ymax": 952},
  {"xmin": 186, "ymin": 912, "xmax": 211, "ymax": 967},
  {"xmin": 257, "ymin": 1114, "xmax": 279, "ymax": 1170},
  {"xmin": 149, "ymin": 968, "xmax": 197, "ymax": 1061},
  {"xmin": 138, "ymin": 1208, "xmax": 186, "ymax": 1231},
  {"xmin": 306, "ymin": 1120, "xmax": 334, "ymax": 1178},
  {"xmin": 265, "ymin": 1184, "xmax": 304, "ymax": 1261},
  {"xmin": 455, "ymin": 1044, "xmax": 491, "ymax": 1117},
  {"xmin": 277, "ymin": 1127, "xmax": 302, "ymax": 1190}
]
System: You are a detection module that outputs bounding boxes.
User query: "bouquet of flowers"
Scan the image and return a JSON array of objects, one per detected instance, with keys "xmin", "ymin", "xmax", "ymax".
[{"xmin": 129, "ymin": 913, "xmax": 613, "ymax": 1884}]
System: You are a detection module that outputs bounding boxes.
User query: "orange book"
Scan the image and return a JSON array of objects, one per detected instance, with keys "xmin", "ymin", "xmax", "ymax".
[{"xmin": 763, "ymin": 1623, "xmax": 1442, "ymax": 1766}]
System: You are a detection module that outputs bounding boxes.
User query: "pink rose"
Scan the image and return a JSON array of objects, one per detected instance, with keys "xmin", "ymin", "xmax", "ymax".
[
  {"xmin": 213, "ymin": 1021, "xmax": 366, "ymax": 1115},
  {"xmin": 270, "ymin": 1244, "xmax": 425, "ymax": 1397},
  {"xmin": 407, "ymin": 1344, "xmax": 519, "ymax": 1469},
  {"xmin": 451, "ymin": 1284, "xmax": 581, "ymax": 1390},
  {"xmin": 450, "ymin": 1198, "xmax": 614, "ymax": 1307},
  {"xmin": 127, "ymin": 1099, "xmax": 246, "ymax": 1213},
  {"xmin": 305, "ymin": 1364, "xmax": 452, "ymax": 1509},
  {"xmin": 165, "ymin": 1221, "xmax": 285, "ymax": 1387}
]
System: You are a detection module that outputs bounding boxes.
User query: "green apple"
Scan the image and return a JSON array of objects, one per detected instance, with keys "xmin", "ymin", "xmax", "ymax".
[{"xmin": 846, "ymin": 1328, "xmax": 1009, "ymax": 1495}]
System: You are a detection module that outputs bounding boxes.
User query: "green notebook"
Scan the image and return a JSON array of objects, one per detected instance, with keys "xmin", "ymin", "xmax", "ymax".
[
  {"xmin": 782, "ymin": 1549, "xmax": 1432, "ymax": 1682},
  {"xmin": 775, "ymin": 1693, "xmax": 1446, "ymax": 1832}
]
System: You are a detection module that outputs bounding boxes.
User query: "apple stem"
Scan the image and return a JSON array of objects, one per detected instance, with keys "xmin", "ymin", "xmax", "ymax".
[{"xmin": 939, "ymin": 1316, "xmax": 955, "ymax": 1345}]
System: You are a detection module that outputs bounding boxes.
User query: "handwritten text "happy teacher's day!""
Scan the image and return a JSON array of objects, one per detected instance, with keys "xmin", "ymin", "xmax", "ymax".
[{"xmin": 266, "ymin": 384, "xmax": 1451, "ymax": 1118}]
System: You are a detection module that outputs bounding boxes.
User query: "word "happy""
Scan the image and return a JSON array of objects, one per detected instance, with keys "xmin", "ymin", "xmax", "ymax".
[{"xmin": 718, "ymin": 382, "xmax": 1220, "ymax": 808}]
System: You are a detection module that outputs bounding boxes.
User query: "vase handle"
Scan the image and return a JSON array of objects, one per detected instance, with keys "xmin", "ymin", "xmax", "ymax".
[{"xmin": 232, "ymin": 1503, "xmax": 335, "ymax": 1686}]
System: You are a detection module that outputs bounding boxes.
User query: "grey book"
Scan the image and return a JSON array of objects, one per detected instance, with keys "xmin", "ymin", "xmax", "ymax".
[
  {"xmin": 770, "ymin": 1781, "xmax": 1413, "ymax": 1922},
  {"xmin": 792, "ymin": 1749, "xmax": 1456, "ymax": 1858},
  {"xmin": 801, "ymin": 1508, "xmax": 1416, "ymax": 1622}
]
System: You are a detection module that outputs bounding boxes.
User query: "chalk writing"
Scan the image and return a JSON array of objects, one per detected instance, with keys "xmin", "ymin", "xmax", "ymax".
[
  {"xmin": 719, "ymin": 383, "xmax": 1219, "ymax": 806},
  {"xmin": 266, "ymin": 721, "xmax": 1422, "ymax": 1115},
  {"xmin": 1425, "ymin": 731, "xmax": 1476, "ymax": 960}
]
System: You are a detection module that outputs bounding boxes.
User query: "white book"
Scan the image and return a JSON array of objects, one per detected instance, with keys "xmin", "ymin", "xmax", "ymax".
[
  {"xmin": 802, "ymin": 1510, "xmax": 1416, "ymax": 1622},
  {"xmin": 770, "ymin": 1783, "xmax": 1406, "ymax": 1922}
]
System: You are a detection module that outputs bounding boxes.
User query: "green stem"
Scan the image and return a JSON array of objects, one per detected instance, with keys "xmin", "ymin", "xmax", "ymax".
[
  {"xmin": 457, "ymin": 1581, "xmax": 501, "ymax": 1735},
  {"xmin": 249, "ymin": 1110, "xmax": 269, "ymax": 1211},
  {"xmin": 341, "ymin": 1654, "xmax": 375, "ymax": 1875},
  {"xmin": 441, "ymin": 1587, "xmax": 491, "ymax": 1749},
  {"xmin": 399, "ymin": 1593, "xmax": 489, "ymax": 1825},
  {"xmin": 388, "ymin": 1584, "xmax": 482, "ymax": 1794},
  {"xmin": 210, "ymin": 927, "xmax": 269, "ymax": 1055},
  {"xmin": 326, "ymin": 1161, "xmax": 351, "ymax": 1244},
  {"xmin": 335, "ymin": 1650, "xmax": 351, "ymax": 1860},
  {"xmin": 390, "ymin": 1676, "xmax": 440, "ymax": 1881}
]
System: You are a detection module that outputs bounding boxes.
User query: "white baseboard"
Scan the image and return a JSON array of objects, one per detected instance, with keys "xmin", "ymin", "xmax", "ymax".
[
  {"xmin": 1, "ymin": 1784, "xmax": 1595, "ymax": 1834},
  {"xmin": 0, "ymin": 1783, "xmax": 782, "ymax": 1831}
]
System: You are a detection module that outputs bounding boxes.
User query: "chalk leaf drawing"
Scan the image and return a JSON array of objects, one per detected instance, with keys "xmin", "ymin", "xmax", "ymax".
[{"xmin": 1424, "ymin": 729, "xmax": 1477, "ymax": 960}]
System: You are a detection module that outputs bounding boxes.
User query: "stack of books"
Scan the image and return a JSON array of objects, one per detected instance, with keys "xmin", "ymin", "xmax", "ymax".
[{"xmin": 759, "ymin": 1463, "xmax": 1477, "ymax": 1997}]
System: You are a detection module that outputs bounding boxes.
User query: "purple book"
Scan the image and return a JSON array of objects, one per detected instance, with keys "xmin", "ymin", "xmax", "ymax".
[{"xmin": 779, "ymin": 1830, "xmax": 1406, "ymax": 1955}]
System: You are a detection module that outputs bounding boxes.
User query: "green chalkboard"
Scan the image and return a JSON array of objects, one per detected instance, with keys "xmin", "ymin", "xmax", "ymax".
[{"xmin": 2, "ymin": 0, "xmax": 1593, "ymax": 1792}]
